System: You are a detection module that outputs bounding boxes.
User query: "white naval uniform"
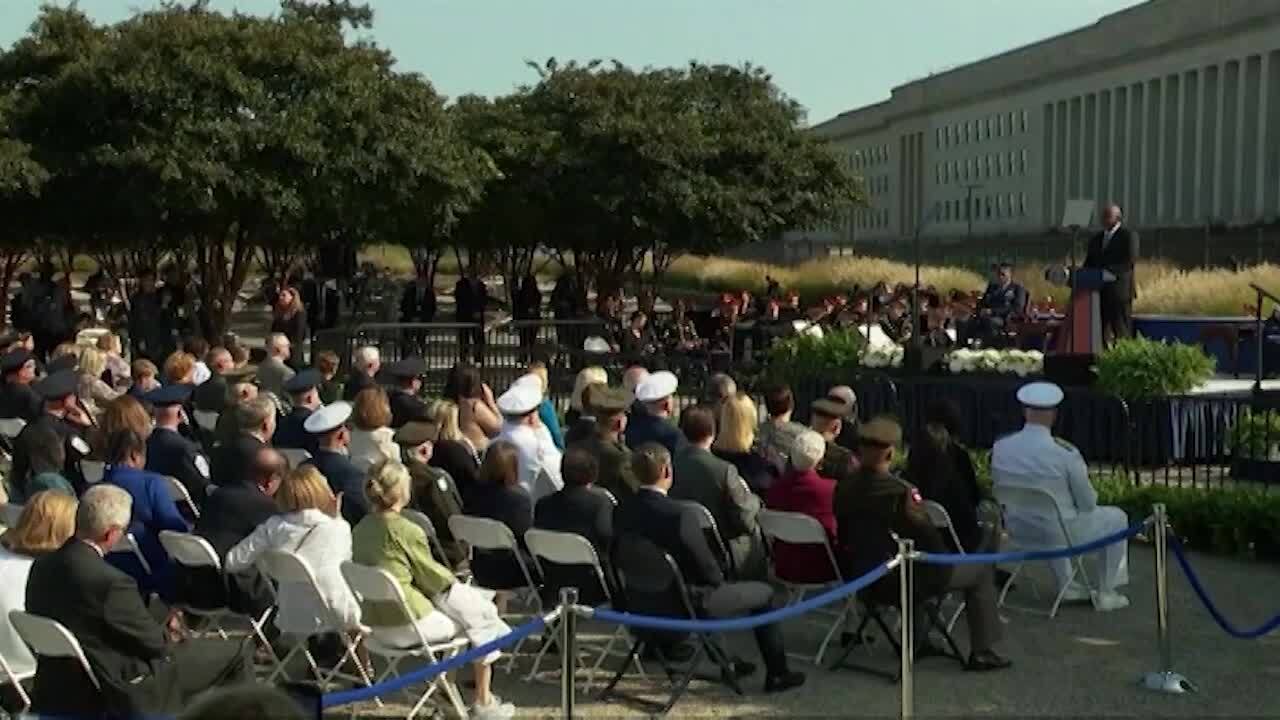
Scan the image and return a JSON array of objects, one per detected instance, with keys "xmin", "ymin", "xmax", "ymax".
[
  {"xmin": 494, "ymin": 420, "xmax": 563, "ymax": 501},
  {"xmin": 992, "ymin": 423, "xmax": 1129, "ymax": 593}
]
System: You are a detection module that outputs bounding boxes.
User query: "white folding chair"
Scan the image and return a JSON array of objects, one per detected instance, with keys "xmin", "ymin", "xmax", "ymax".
[
  {"xmin": 992, "ymin": 483, "xmax": 1095, "ymax": 618},
  {"xmin": 0, "ymin": 418, "xmax": 26, "ymax": 441},
  {"xmin": 757, "ymin": 509, "xmax": 856, "ymax": 664},
  {"xmin": 591, "ymin": 486, "xmax": 618, "ymax": 506},
  {"xmin": 401, "ymin": 509, "xmax": 461, "ymax": 579},
  {"xmin": 109, "ymin": 532, "xmax": 152, "ymax": 575},
  {"xmin": 447, "ymin": 515, "xmax": 542, "ymax": 672},
  {"xmin": 523, "ymin": 528, "xmax": 638, "ymax": 690},
  {"xmin": 9, "ymin": 611, "xmax": 102, "ymax": 695},
  {"xmin": 0, "ymin": 503, "xmax": 24, "ymax": 528},
  {"xmin": 675, "ymin": 500, "xmax": 735, "ymax": 578},
  {"xmin": 340, "ymin": 562, "xmax": 469, "ymax": 720},
  {"xmin": 162, "ymin": 476, "xmax": 201, "ymax": 523},
  {"xmin": 921, "ymin": 500, "xmax": 966, "ymax": 632},
  {"xmin": 256, "ymin": 549, "xmax": 371, "ymax": 688},
  {"xmin": 0, "ymin": 649, "xmax": 33, "ymax": 713},
  {"xmin": 279, "ymin": 448, "xmax": 312, "ymax": 469},
  {"xmin": 157, "ymin": 530, "xmax": 276, "ymax": 662},
  {"xmin": 193, "ymin": 410, "xmax": 219, "ymax": 433},
  {"xmin": 80, "ymin": 460, "xmax": 106, "ymax": 486}
]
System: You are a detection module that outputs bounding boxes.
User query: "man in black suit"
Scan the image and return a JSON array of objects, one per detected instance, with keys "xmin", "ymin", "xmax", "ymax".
[
  {"xmin": 0, "ymin": 349, "xmax": 41, "ymax": 421},
  {"xmin": 1084, "ymin": 203, "xmax": 1139, "ymax": 344},
  {"xmin": 400, "ymin": 268, "xmax": 437, "ymax": 355},
  {"xmin": 534, "ymin": 447, "xmax": 614, "ymax": 603},
  {"xmin": 210, "ymin": 396, "xmax": 274, "ymax": 487},
  {"xmin": 192, "ymin": 346, "xmax": 233, "ymax": 413},
  {"xmin": 302, "ymin": 401, "xmax": 369, "ymax": 526},
  {"xmin": 386, "ymin": 357, "xmax": 431, "ymax": 428},
  {"xmin": 614, "ymin": 443, "xmax": 804, "ymax": 694},
  {"xmin": 26, "ymin": 484, "xmax": 251, "ymax": 717}
]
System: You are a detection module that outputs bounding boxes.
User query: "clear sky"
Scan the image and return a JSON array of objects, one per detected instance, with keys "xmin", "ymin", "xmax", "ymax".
[{"xmin": 0, "ymin": 0, "xmax": 1143, "ymax": 125}]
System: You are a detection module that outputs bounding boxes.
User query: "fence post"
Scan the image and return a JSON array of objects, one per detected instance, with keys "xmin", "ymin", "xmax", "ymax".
[
  {"xmin": 560, "ymin": 586, "xmax": 579, "ymax": 720},
  {"xmin": 1141, "ymin": 504, "xmax": 1196, "ymax": 693},
  {"xmin": 898, "ymin": 538, "xmax": 915, "ymax": 720}
]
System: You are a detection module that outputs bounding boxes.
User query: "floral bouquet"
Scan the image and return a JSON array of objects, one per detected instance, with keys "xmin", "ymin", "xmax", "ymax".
[
  {"xmin": 946, "ymin": 348, "xmax": 1044, "ymax": 377},
  {"xmin": 862, "ymin": 343, "xmax": 905, "ymax": 369}
]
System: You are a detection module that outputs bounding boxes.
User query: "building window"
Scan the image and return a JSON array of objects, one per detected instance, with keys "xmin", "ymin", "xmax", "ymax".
[
  {"xmin": 1019, "ymin": 192, "xmax": 1027, "ymax": 216},
  {"xmin": 985, "ymin": 196, "xmax": 992, "ymax": 219},
  {"xmin": 1020, "ymin": 109, "xmax": 1028, "ymax": 132},
  {"xmin": 995, "ymin": 115, "xmax": 1003, "ymax": 137},
  {"xmin": 963, "ymin": 121, "xmax": 970, "ymax": 143}
]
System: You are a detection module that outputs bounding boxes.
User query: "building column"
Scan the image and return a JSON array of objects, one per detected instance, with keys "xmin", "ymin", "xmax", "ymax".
[{"xmin": 1256, "ymin": 52, "xmax": 1270, "ymax": 216}]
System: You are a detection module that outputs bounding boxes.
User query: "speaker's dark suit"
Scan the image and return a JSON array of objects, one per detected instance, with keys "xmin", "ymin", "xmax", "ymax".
[{"xmin": 1083, "ymin": 224, "xmax": 1138, "ymax": 342}]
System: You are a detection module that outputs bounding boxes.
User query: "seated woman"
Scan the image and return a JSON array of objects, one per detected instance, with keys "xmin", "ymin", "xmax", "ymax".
[
  {"xmin": 0, "ymin": 491, "xmax": 78, "ymax": 707},
  {"xmin": 712, "ymin": 392, "xmax": 778, "ymax": 494},
  {"xmin": 348, "ymin": 387, "xmax": 399, "ymax": 474},
  {"xmin": 463, "ymin": 441, "xmax": 537, "ymax": 592},
  {"xmin": 905, "ymin": 399, "xmax": 994, "ymax": 553},
  {"xmin": 765, "ymin": 430, "xmax": 841, "ymax": 583},
  {"xmin": 226, "ymin": 465, "xmax": 363, "ymax": 665},
  {"xmin": 446, "ymin": 364, "xmax": 501, "ymax": 455},
  {"xmin": 524, "ymin": 362, "xmax": 564, "ymax": 451},
  {"xmin": 428, "ymin": 400, "xmax": 481, "ymax": 498},
  {"xmin": 76, "ymin": 347, "xmax": 120, "ymax": 416},
  {"xmin": 96, "ymin": 332, "xmax": 131, "ymax": 391},
  {"xmin": 353, "ymin": 460, "xmax": 515, "ymax": 720}
]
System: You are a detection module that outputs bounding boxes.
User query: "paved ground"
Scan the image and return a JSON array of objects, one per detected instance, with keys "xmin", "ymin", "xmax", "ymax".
[{"xmin": 326, "ymin": 542, "xmax": 1279, "ymax": 718}]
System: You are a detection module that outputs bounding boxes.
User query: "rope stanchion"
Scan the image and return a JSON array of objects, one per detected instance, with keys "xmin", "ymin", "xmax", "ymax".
[
  {"xmin": 1170, "ymin": 536, "xmax": 1280, "ymax": 640},
  {"xmin": 1141, "ymin": 503, "xmax": 1195, "ymax": 694},
  {"xmin": 914, "ymin": 520, "xmax": 1149, "ymax": 566},
  {"xmin": 560, "ymin": 587, "xmax": 578, "ymax": 720},
  {"xmin": 589, "ymin": 561, "xmax": 896, "ymax": 632},
  {"xmin": 898, "ymin": 538, "xmax": 915, "ymax": 720}
]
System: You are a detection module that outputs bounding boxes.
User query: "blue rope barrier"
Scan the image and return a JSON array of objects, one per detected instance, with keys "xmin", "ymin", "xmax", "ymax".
[
  {"xmin": 1170, "ymin": 537, "xmax": 1280, "ymax": 640},
  {"xmin": 915, "ymin": 521, "xmax": 1147, "ymax": 566},
  {"xmin": 320, "ymin": 615, "xmax": 548, "ymax": 709},
  {"xmin": 589, "ymin": 561, "xmax": 893, "ymax": 633}
]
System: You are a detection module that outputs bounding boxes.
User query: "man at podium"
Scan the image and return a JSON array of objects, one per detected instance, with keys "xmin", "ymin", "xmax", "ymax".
[{"xmin": 1083, "ymin": 204, "xmax": 1138, "ymax": 344}]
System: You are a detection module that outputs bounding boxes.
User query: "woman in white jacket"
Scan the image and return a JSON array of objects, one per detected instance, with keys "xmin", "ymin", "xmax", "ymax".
[
  {"xmin": 347, "ymin": 387, "xmax": 400, "ymax": 474},
  {"xmin": 226, "ymin": 465, "xmax": 362, "ymax": 642}
]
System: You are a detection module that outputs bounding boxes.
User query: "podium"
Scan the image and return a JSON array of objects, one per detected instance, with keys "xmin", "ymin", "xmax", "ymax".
[{"xmin": 1055, "ymin": 267, "xmax": 1113, "ymax": 355}]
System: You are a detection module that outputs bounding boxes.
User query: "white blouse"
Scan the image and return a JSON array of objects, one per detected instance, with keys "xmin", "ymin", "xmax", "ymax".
[
  {"xmin": 348, "ymin": 427, "xmax": 399, "ymax": 474},
  {"xmin": 225, "ymin": 509, "xmax": 361, "ymax": 635},
  {"xmin": 0, "ymin": 548, "xmax": 35, "ymax": 678}
]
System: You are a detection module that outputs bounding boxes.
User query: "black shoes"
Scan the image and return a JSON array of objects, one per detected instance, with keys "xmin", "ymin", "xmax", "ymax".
[
  {"xmin": 763, "ymin": 671, "xmax": 806, "ymax": 693},
  {"xmin": 966, "ymin": 649, "xmax": 1012, "ymax": 672}
]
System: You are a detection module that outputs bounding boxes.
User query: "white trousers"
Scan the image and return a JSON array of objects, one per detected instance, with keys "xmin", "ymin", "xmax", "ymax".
[
  {"xmin": 375, "ymin": 583, "xmax": 512, "ymax": 665},
  {"xmin": 1007, "ymin": 505, "xmax": 1130, "ymax": 593}
]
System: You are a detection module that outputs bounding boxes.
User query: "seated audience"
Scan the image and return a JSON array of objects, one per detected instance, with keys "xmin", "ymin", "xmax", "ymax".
[
  {"xmin": 314, "ymin": 349, "xmax": 342, "ymax": 404},
  {"xmin": 702, "ymin": 372, "xmax": 737, "ymax": 412},
  {"xmin": 906, "ymin": 399, "xmax": 991, "ymax": 553},
  {"xmin": 162, "ymin": 351, "xmax": 197, "ymax": 386},
  {"xmin": 96, "ymin": 332, "xmax": 130, "ymax": 390},
  {"xmin": 566, "ymin": 385, "xmax": 635, "ymax": 500},
  {"xmin": 0, "ymin": 491, "xmax": 78, "ymax": 699},
  {"xmin": 623, "ymin": 370, "xmax": 685, "ymax": 455},
  {"xmin": 212, "ymin": 367, "xmax": 258, "ymax": 446},
  {"xmin": 826, "ymin": 385, "xmax": 860, "ymax": 450},
  {"xmin": 465, "ymin": 441, "xmax": 537, "ymax": 591},
  {"xmin": 103, "ymin": 429, "xmax": 188, "ymax": 603},
  {"xmin": 564, "ymin": 365, "xmax": 608, "ymax": 436},
  {"xmin": 712, "ymin": 392, "xmax": 777, "ymax": 494},
  {"xmin": 765, "ymin": 431, "xmax": 840, "ymax": 582},
  {"xmin": 144, "ymin": 383, "xmax": 212, "ymax": 502},
  {"xmin": 211, "ymin": 397, "xmax": 275, "ymax": 487},
  {"xmin": 76, "ymin": 347, "xmax": 119, "ymax": 414},
  {"xmin": 348, "ymin": 386, "xmax": 399, "ymax": 473},
  {"xmin": 193, "ymin": 347, "xmax": 234, "ymax": 413},
  {"xmin": 274, "ymin": 369, "xmax": 323, "ymax": 456},
  {"xmin": 352, "ymin": 460, "xmax": 516, "ymax": 720},
  {"xmin": 15, "ymin": 422, "xmax": 74, "ymax": 500},
  {"xmin": 756, "ymin": 383, "xmax": 806, "ymax": 473},
  {"xmin": 533, "ymin": 447, "xmax": 615, "ymax": 603},
  {"xmin": 257, "ymin": 333, "xmax": 295, "ymax": 397},
  {"xmin": 807, "ymin": 397, "xmax": 859, "ymax": 486},
  {"xmin": 429, "ymin": 399, "xmax": 481, "ymax": 497},
  {"xmin": 493, "ymin": 381, "xmax": 563, "ymax": 501},
  {"xmin": 671, "ymin": 405, "xmax": 765, "ymax": 579},
  {"xmin": 11, "ymin": 370, "xmax": 92, "ymax": 497},
  {"xmin": 127, "ymin": 358, "xmax": 161, "ymax": 402},
  {"xmin": 26, "ymin": 485, "xmax": 251, "ymax": 717},
  {"xmin": 302, "ymin": 401, "xmax": 369, "ymax": 527},
  {"xmin": 342, "ymin": 345, "xmax": 380, "ymax": 402},
  {"xmin": 0, "ymin": 348, "xmax": 41, "ymax": 421},
  {"xmin": 615, "ymin": 444, "xmax": 805, "ymax": 693},
  {"xmin": 385, "ymin": 357, "xmax": 432, "ymax": 429},
  {"xmin": 525, "ymin": 361, "xmax": 564, "ymax": 450},
  {"xmin": 447, "ymin": 363, "xmax": 500, "ymax": 453},
  {"xmin": 837, "ymin": 417, "xmax": 1010, "ymax": 671},
  {"xmin": 393, "ymin": 420, "xmax": 466, "ymax": 568}
]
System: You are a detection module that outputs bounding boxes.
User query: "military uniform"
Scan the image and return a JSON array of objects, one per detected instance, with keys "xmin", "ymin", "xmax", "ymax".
[
  {"xmin": 146, "ymin": 426, "xmax": 211, "ymax": 504},
  {"xmin": 10, "ymin": 371, "xmax": 89, "ymax": 496},
  {"xmin": 386, "ymin": 358, "xmax": 431, "ymax": 429},
  {"xmin": 0, "ymin": 380, "xmax": 41, "ymax": 422},
  {"xmin": 394, "ymin": 421, "xmax": 466, "ymax": 568}
]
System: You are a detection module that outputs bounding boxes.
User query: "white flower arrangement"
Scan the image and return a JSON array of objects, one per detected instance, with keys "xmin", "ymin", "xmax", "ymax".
[
  {"xmin": 946, "ymin": 348, "xmax": 1044, "ymax": 377},
  {"xmin": 862, "ymin": 343, "xmax": 904, "ymax": 369}
]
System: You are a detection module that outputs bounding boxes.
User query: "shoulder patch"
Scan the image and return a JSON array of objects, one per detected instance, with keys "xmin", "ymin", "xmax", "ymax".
[{"xmin": 195, "ymin": 455, "xmax": 210, "ymax": 479}]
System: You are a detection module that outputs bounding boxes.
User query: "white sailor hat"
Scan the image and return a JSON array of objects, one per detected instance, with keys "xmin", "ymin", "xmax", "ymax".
[
  {"xmin": 1016, "ymin": 381, "xmax": 1064, "ymax": 409},
  {"xmin": 634, "ymin": 370, "xmax": 678, "ymax": 403},
  {"xmin": 513, "ymin": 373, "xmax": 543, "ymax": 390},
  {"xmin": 304, "ymin": 401, "xmax": 353, "ymax": 434},
  {"xmin": 583, "ymin": 336, "xmax": 611, "ymax": 354},
  {"xmin": 497, "ymin": 383, "xmax": 541, "ymax": 416}
]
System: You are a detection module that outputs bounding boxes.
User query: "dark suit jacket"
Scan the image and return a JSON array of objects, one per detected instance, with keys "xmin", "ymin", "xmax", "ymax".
[
  {"xmin": 193, "ymin": 374, "xmax": 228, "ymax": 413},
  {"xmin": 430, "ymin": 439, "xmax": 480, "ymax": 498},
  {"xmin": 273, "ymin": 405, "xmax": 318, "ymax": 455},
  {"xmin": 466, "ymin": 482, "xmax": 535, "ymax": 590},
  {"xmin": 400, "ymin": 281, "xmax": 437, "ymax": 323},
  {"xmin": 670, "ymin": 445, "xmax": 759, "ymax": 542},
  {"xmin": 26, "ymin": 540, "xmax": 168, "ymax": 715},
  {"xmin": 305, "ymin": 449, "xmax": 368, "ymax": 526},
  {"xmin": 0, "ymin": 381, "xmax": 41, "ymax": 422},
  {"xmin": 11, "ymin": 412, "xmax": 86, "ymax": 497},
  {"xmin": 713, "ymin": 448, "xmax": 778, "ymax": 495},
  {"xmin": 1084, "ymin": 225, "xmax": 1139, "ymax": 300},
  {"xmin": 210, "ymin": 432, "xmax": 265, "ymax": 488},
  {"xmin": 146, "ymin": 426, "xmax": 211, "ymax": 503},
  {"xmin": 389, "ymin": 387, "xmax": 431, "ymax": 429},
  {"xmin": 196, "ymin": 482, "xmax": 280, "ymax": 559},
  {"xmin": 533, "ymin": 485, "xmax": 615, "ymax": 604},
  {"xmin": 623, "ymin": 409, "xmax": 685, "ymax": 455},
  {"xmin": 613, "ymin": 488, "xmax": 723, "ymax": 587},
  {"xmin": 342, "ymin": 369, "xmax": 377, "ymax": 402}
]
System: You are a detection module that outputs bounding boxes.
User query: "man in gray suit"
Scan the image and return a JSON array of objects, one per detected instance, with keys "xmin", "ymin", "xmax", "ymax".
[
  {"xmin": 256, "ymin": 333, "xmax": 295, "ymax": 397},
  {"xmin": 669, "ymin": 405, "xmax": 765, "ymax": 580}
]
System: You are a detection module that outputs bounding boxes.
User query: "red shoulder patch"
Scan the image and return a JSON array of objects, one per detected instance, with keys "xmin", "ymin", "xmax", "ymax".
[{"xmin": 909, "ymin": 488, "xmax": 923, "ymax": 505}]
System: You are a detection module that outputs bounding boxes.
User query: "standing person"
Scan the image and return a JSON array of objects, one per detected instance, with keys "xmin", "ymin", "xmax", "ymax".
[
  {"xmin": 257, "ymin": 333, "xmax": 296, "ymax": 398},
  {"xmin": 400, "ymin": 266, "xmax": 437, "ymax": 356},
  {"xmin": 302, "ymin": 401, "xmax": 370, "ymax": 527},
  {"xmin": 128, "ymin": 269, "xmax": 173, "ymax": 362},
  {"xmin": 25, "ymin": 485, "xmax": 252, "ymax": 718},
  {"xmin": 454, "ymin": 275, "xmax": 489, "ymax": 365},
  {"xmin": 270, "ymin": 286, "xmax": 309, "ymax": 368},
  {"xmin": 1083, "ymin": 204, "xmax": 1138, "ymax": 344},
  {"xmin": 144, "ymin": 384, "xmax": 212, "ymax": 503},
  {"xmin": 513, "ymin": 272, "xmax": 542, "ymax": 361},
  {"xmin": 992, "ymin": 382, "xmax": 1130, "ymax": 611}
]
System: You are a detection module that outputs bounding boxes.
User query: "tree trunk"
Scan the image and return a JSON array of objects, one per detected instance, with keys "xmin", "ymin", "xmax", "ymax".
[{"xmin": 0, "ymin": 250, "xmax": 27, "ymax": 331}]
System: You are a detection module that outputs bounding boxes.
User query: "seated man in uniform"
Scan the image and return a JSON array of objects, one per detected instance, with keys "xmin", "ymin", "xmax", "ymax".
[
  {"xmin": 302, "ymin": 400, "xmax": 369, "ymax": 526},
  {"xmin": 144, "ymin": 383, "xmax": 212, "ymax": 503},
  {"xmin": 0, "ymin": 348, "xmax": 41, "ymax": 422},
  {"xmin": 992, "ymin": 381, "xmax": 1130, "ymax": 611},
  {"xmin": 976, "ymin": 262, "xmax": 1029, "ymax": 335},
  {"xmin": 837, "ymin": 417, "xmax": 1011, "ymax": 671},
  {"xmin": 273, "ymin": 368, "xmax": 322, "ymax": 455},
  {"xmin": 385, "ymin": 357, "xmax": 431, "ymax": 428},
  {"xmin": 393, "ymin": 420, "xmax": 465, "ymax": 568}
]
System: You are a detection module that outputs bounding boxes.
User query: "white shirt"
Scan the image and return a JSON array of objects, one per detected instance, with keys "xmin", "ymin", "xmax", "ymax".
[
  {"xmin": 1102, "ymin": 222, "xmax": 1121, "ymax": 248},
  {"xmin": 0, "ymin": 548, "xmax": 35, "ymax": 678},
  {"xmin": 494, "ymin": 420, "xmax": 563, "ymax": 501},
  {"xmin": 348, "ymin": 426, "xmax": 398, "ymax": 474},
  {"xmin": 991, "ymin": 423, "xmax": 1095, "ymax": 520},
  {"xmin": 226, "ymin": 509, "xmax": 361, "ymax": 635},
  {"xmin": 193, "ymin": 361, "xmax": 212, "ymax": 386}
]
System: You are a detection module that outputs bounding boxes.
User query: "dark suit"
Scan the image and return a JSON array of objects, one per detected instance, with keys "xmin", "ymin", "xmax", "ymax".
[
  {"xmin": 273, "ymin": 405, "xmax": 318, "ymax": 455},
  {"xmin": 187, "ymin": 482, "xmax": 279, "ymax": 616},
  {"xmin": 570, "ymin": 432, "xmax": 636, "ymax": 501},
  {"xmin": 342, "ymin": 369, "xmax": 377, "ymax": 402},
  {"xmin": 146, "ymin": 426, "xmax": 211, "ymax": 504},
  {"xmin": 1084, "ymin": 224, "xmax": 1138, "ymax": 342},
  {"xmin": 430, "ymin": 439, "xmax": 480, "ymax": 499},
  {"xmin": 0, "ymin": 381, "xmax": 41, "ymax": 421},
  {"xmin": 978, "ymin": 281, "xmax": 1029, "ymax": 322},
  {"xmin": 305, "ymin": 449, "xmax": 368, "ymax": 526},
  {"xmin": 193, "ymin": 374, "xmax": 228, "ymax": 413},
  {"xmin": 670, "ymin": 446, "xmax": 764, "ymax": 578},
  {"xmin": 26, "ymin": 540, "xmax": 251, "ymax": 716},
  {"xmin": 210, "ymin": 432, "xmax": 265, "ymax": 488},
  {"xmin": 534, "ymin": 485, "xmax": 615, "ymax": 604},
  {"xmin": 406, "ymin": 460, "xmax": 466, "ymax": 567},
  {"xmin": 623, "ymin": 409, "xmax": 685, "ymax": 455},
  {"xmin": 400, "ymin": 280, "xmax": 437, "ymax": 324},
  {"xmin": 10, "ymin": 412, "xmax": 87, "ymax": 497},
  {"xmin": 388, "ymin": 387, "xmax": 431, "ymax": 429},
  {"xmin": 466, "ymin": 482, "xmax": 536, "ymax": 591}
]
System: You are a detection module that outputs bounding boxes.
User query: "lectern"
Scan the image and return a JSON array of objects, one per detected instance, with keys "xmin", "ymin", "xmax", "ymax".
[{"xmin": 1055, "ymin": 267, "xmax": 1114, "ymax": 354}]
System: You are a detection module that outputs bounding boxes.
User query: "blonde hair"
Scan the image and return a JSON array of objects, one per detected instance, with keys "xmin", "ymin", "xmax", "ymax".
[
  {"xmin": 52, "ymin": 342, "xmax": 78, "ymax": 360},
  {"xmin": 713, "ymin": 392, "xmax": 758, "ymax": 454},
  {"xmin": 351, "ymin": 387, "xmax": 392, "ymax": 431},
  {"xmin": 1, "ymin": 490, "xmax": 77, "ymax": 557},
  {"xmin": 276, "ymin": 465, "xmax": 336, "ymax": 513},
  {"xmin": 570, "ymin": 366, "xmax": 608, "ymax": 412},
  {"xmin": 364, "ymin": 459, "xmax": 411, "ymax": 512},
  {"xmin": 95, "ymin": 332, "xmax": 122, "ymax": 355},
  {"xmin": 432, "ymin": 399, "xmax": 462, "ymax": 443},
  {"xmin": 526, "ymin": 361, "xmax": 549, "ymax": 393},
  {"xmin": 163, "ymin": 351, "xmax": 196, "ymax": 384},
  {"xmin": 77, "ymin": 346, "xmax": 106, "ymax": 379}
]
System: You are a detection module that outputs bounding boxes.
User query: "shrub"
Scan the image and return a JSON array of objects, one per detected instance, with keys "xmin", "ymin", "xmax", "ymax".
[
  {"xmin": 1094, "ymin": 337, "xmax": 1215, "ymax": 399},
  {"xmin": 764, "ymin": 328, "xmax": 866, "ymax": 383},
  {"xmin": 1228, "ymin": 409, "xmax": 1280, "ymax": 461}
]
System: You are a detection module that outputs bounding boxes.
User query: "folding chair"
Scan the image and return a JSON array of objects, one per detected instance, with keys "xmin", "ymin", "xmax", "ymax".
[
  {"xmin": 992, "ymin": 483, "xmax": 1095, "ymax": 618},
  {"xmin": 921, "ymin": 501, "xmax": 966, "ymax": 632},
  {"xmin": 279, "ymin": 448, "xmax": 312, "ymax": 469},
  {"xmin": 447, "ymin": 515, "xmax": 543, "ymax": 672},
  {"xmin": 80, "ymin": 460, "xmax": 106, "ymax": 486},
  {"xmin": 0, "ymin": 649, "xmax": 33, "ymax": 714},
  {"xmin": 600, "ymin": 535, "xmax": 742, "ymax": 716},
  {"xmin": 401, "ymin": 509, "xmax": 462, "ymax": 579},
  {"xmin": 756, "ymin": 509, "xmax": 856, "ymax": 664},
  {"xmin": 9, "ymin": 611, "xmax": 102, "ymax": 703},
  {"xmin": 193, "ymin": 410, "xmax": 219, "ymax": 433},
  {"xmin": 256, "ymin": 549, "xmax": 372, "ymax": 688},
  {"xmin": 674, "ymin": 500, "xmax": 735, "ymax": 579},
  {"xmin": 0, "ymin": 418, "xmax": 25, "ymax": 463},
  {"xmin": 0, "ymin": 503, "xmax": 24, "ymax": 528},
  {"xmin": 340, "ymin": 563, "xmax": 469, "ymax": 720},
  {"xmin": 162, "ymin": 475, "xmax": 201, "ymax": 524},
  {"xmin": 158, "ymin": 530, "xmax": 276, "ymax": 665},
  {"xmin": 591, "ymin": 486, "xmax": 618, "ymax": 506},
  {"xmin": 109, "ymin": 532, "xmax": 152, "ymax": 575},
  {"xmin": 524, "ymin": 528, "xmax": 638, "ymax": 691}
]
